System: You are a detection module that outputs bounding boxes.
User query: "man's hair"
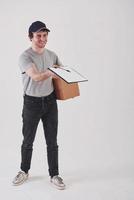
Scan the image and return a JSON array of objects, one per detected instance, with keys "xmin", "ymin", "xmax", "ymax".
[{"xmin": 29, "ymin": 28, "xmax": 49, "ymax": 39}]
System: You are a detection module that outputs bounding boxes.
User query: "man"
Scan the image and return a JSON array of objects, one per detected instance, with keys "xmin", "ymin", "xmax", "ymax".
[{"xmin": 12, "ymin": 21, "xmax": 66, "ymax": 190}]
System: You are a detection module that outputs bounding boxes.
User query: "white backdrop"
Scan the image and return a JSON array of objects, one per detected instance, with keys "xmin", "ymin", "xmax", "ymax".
[{"xmin": 0, "ymin": 0, "xmax": 134, "ymax": 199}]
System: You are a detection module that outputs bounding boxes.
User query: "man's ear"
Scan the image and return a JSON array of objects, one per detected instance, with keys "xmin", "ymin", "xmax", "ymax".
[{"xmin": 28, "ymin": 36, "xmax": 32, "ymax": 41}]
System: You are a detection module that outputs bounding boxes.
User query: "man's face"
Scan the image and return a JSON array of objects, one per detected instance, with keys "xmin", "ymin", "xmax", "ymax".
[{"xmin": 31, "ymin": 31, "xmax": 48, "ymax": 48}]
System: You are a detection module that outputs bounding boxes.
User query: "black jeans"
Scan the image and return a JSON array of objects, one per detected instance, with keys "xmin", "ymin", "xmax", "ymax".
[{"xmin": 20, "ymin": 91, "xmax": 59, "ymax": 177}]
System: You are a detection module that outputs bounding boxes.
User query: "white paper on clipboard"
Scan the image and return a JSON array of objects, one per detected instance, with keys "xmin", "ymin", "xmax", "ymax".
[{"xmin": 48, "ymin": 66, "xmax": 88, "ymax": 83}]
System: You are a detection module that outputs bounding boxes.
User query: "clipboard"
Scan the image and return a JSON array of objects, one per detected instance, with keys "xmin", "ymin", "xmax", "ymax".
[{"xmin": 48, "ymin": 66, "xmax": 88, "ymax": 83}]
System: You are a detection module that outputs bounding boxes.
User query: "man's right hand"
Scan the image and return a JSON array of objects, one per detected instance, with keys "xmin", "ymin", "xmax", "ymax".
[
  {"xmin": 25, "ymin": 64, "xmax": 59, "ymax": 81},
  {"xmin": 45, "ymin": 69, "xmax": 59, "ymax": 79}
]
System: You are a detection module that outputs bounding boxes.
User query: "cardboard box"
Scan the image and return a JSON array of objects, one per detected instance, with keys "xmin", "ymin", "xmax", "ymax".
[{"xmin": 53, "ymin": 78, "xmax": 80, "ymax": 100}]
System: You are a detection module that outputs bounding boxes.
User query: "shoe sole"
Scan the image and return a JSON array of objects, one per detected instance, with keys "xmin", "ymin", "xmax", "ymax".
[
  {"xmin": 12, "ymin": 176, "xmax": 29, "ymax": 186},
  {"xmin": 50, "ymin": 181, "xmax": 66, "ymax": 190}
]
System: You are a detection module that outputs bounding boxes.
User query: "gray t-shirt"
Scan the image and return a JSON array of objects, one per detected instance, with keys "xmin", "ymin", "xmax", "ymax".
[{"xmin": 19, "ymin": 47, "xmax": 62, "ymax": 97}]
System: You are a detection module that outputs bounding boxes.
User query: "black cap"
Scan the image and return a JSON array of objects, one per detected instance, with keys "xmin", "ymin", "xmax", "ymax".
[{"xmin": 28, "ymin": 21, "xmax": 50, "ymax": 33}]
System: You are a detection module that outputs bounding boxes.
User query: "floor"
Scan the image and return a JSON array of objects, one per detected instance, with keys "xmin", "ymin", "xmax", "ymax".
[{"xmin": 1, "ymin": 167, "xmax": 134, "ymax": 200}]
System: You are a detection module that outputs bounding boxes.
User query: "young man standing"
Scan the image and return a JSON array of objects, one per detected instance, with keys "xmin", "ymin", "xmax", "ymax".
[{"xmin": 12, "ymin": 21, "xmax": 65, "ymax": 190}]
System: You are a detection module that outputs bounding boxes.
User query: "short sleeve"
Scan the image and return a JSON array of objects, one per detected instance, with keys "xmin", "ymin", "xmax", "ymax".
[
  {"xmin": 19, "ymin": 53, "xmax": 33, "ymax": 73},
  {"xmin": 54, "ymin": 53, "xmax": 63, "ymax": 66}
]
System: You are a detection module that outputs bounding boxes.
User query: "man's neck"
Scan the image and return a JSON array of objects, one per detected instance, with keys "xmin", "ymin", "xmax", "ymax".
[{"xmin": 32, "ymin": 45, "xmax": 45, "ymax": 54}]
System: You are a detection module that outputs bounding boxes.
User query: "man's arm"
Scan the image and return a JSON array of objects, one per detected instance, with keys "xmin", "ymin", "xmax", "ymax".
[
  {"xmin": 53, "ymin": 64, "xmax": 61, "ymax": 68},
  {"xmin": 26, "ymin": 64, "xmax": 58, "ymax": 81}
]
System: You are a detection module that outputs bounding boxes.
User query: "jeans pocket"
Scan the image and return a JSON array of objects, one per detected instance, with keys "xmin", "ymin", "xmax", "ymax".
[
  {"xmin": 24, "ymin": 98, "xmax": 41, "ymax": 111},
  {"xmin": 48, "ymin": 98, "xmax": 57, "ymax": 106}
]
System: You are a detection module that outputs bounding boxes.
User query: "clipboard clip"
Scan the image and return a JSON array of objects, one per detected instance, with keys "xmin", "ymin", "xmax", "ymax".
[
  {"xmin": 60, "ymin": 66, "xmax": 71, "ymax": 72},
  {"xmin": 53, "ymin": 65, "xmax": 70, "ymax": 72}
]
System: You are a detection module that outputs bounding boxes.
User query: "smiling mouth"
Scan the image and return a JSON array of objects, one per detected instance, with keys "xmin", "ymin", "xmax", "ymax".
[
  {"xmin": 40, "ymin": 42, "xmax": 46, "ymax": 44},
  {"xmin": 38, "ymin": 43, "xmax": 45, "ymax": 45}
]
